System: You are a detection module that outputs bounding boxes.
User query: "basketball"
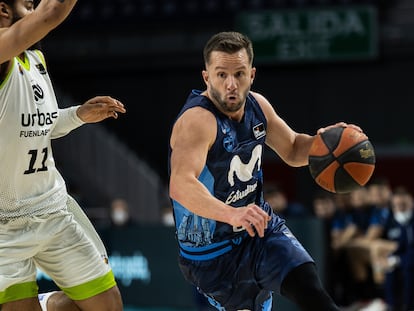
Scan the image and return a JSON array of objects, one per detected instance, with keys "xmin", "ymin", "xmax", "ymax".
[{"xmin": 308, "ymin": 126, "xmax": 376, "ymax": 194}]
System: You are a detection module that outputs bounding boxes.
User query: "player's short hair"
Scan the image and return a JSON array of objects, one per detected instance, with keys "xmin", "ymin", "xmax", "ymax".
[
  {"xmin": 2, "ymin": 0, "xmax": 39, "ymax": 8},
  {"xmin": 203, "ymin": 31, "xmax": 254, "ymax": 66},
  {"xmin": 2, "ymin": 0, "xmax": 14, "ymax": 5}
]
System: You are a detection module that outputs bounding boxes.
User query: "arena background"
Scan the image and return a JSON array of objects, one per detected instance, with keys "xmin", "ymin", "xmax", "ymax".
[{"xmin": 37, "ymin": 0, "xmax": 414, "ymax": 310}]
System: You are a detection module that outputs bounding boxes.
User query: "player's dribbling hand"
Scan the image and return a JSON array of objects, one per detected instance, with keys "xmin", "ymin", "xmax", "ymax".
[
  {"xmin": 317, "ymin": 122, "xmax": 362, "ymax": 135},
  {"xmin": 77, "ymin": 96, "xmax": 126, "ymax": 123}
]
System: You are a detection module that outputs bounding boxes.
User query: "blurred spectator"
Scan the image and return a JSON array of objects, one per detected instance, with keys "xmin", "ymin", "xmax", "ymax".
[
  {"xmin": 330, "ymin": 188, "xmax": 369, "ymax": 252},
  {"xmin": 159, "ymin": 183, "xmax": 174, "ymax": 226},
  {"xmin": 263, "ymin": 183, "xmax": 310, "ymax": 218},
  {"xmin": 367, "ymin": 177, "xmax": 393, "ymax": 226},
  {"xmin": 109, "ymin": 198, "xmax": 134, "ymax": 228},
  {"xmin": 311, "ymin": 190, "xmax": 341, "ymax": 303},
  {"xmin": 99, "ymin": 198, "xmax": 138, "ymax": 257},
  {"xmin": 327, "ymin": 192, "xmax": 357, "ymax": 306},
  {"xmin": 329, "ymin": 192, "xmax": 353, "ymax": 251},
  {"xmin": 364, "ymin": 177, "xmax": 393, "ymax": 286},
  {"xmin": 328, "ymin": 193, "xmax": 353, "ymax": 249},
  {"xmin": 312, "ymin": 189, "xmax": 337, "ymax": 220},
  {"xmin": 335, "ymin": 186, "xmax": 387, "ymax": 307},
  {"xmin": 373, "ymin": 186, "xmax": 414, "ymax": 311},
  {"xmin": 161, "ymin": 205, "xmax": 175, "ymax": 227}
]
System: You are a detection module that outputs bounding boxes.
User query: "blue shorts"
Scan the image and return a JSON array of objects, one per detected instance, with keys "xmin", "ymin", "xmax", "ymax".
[{"xmin": 179, "ymin": 214, "xmax": 314, "ymax": 311}]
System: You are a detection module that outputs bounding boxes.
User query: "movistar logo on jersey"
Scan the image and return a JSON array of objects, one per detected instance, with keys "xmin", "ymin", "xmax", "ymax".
[
  {"xmin": 228, "ymin": 145, "xmax": 262, "ymax": 186},
  {"xmin": 21, "ymin": 108, "xmax": 58, "ymax": 127},
  {"xmin": 225, "ymin": 145, "xmax": 262, "ymax": 204}
]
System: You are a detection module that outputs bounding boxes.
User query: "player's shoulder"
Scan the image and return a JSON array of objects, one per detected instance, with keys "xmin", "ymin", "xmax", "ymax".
[
  {"xmin": 181, "ymin": 105, "xmax": 215, "ymax": 120},
  {"xmin": 249, "ymin": 91, "xmax": 266, "ymax": 101},
  {"xmin": 249, "ymin": 91, "xmax": 274, "ymax": 116},
  {"xmin": 249, "ymin": 91, "xmax": 272, "ymax": 108},
  {"xmin": 28, "ymin": 49, "xmax": 46, "ymax": 62},
  {"xmin": 174, "ymin": 106, "xmax": 216, "ymax": 135},
  {"xmin": 171, "ymin": 106, "xmax": 217, "ymax": 149},
  {"xmin": 29, "ymin": 49, "xmax": 44, "ymax": 56}
]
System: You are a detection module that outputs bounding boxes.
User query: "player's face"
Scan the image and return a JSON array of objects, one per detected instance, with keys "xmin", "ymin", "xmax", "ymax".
[
  {"xmin": 203, "ymin": 49, "xmax": 255, "ymax": 116},
  {"xmin": 11, "ymin": 0, "xmax": 41, "ymax": 50},
  {"xmin": 392, "ymin": 194, "xmax": 413, "ymax": 213},
  {"xmin": 392, "ymin": 193, "xmax": 413, "ymax": 225},
  {"xmin": 11, "ymin": 0, "xmax": 35, "ymax": 23}
]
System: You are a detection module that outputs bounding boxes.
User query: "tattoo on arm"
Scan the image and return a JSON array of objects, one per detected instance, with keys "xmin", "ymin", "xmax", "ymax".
[{"xmin": 56, "ymin": 0, "xmax": 65, "ymax": 3}]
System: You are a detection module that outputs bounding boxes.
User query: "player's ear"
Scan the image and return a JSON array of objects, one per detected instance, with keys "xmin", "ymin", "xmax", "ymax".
[
  {"xmin": 250, "ymin": 67, "xmax": 256, "ymax": 84},
  {"xmin": 202, "ymin": 69, "xmax": 209, "ymax": 85},
  {"xmin": 0, "ymin": 2, "xmax": 10, "ymax": 19}
]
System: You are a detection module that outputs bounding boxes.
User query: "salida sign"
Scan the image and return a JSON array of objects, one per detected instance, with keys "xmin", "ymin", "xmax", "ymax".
[{"xmin": 236, "ymin": 6, "xmax": 378, "ymax": 63}]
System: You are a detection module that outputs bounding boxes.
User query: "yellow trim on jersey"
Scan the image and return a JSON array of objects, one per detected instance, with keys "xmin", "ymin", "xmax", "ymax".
[
  {"xmin": 0, "ymin": 281, "xmax": 38, "ymax": 304},
  {"xmin": 61, "ymin": 271, "xmax": 117, "ymax": 301},
  {"xmin": 16, "ymin": 52, "xmax": 30, "ymax": 71},
  {"xmin": 0, "ymin": 49, "xmax": 46, "ymax": 90},
  {"xmin": 34, "ymin": 50, "xmax": 47, "ymax": 69}
]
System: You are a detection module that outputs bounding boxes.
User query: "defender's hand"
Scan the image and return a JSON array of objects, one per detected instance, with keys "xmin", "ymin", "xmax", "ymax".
[{"xmin": 77, "ymin": 96, "xmax": 126, "ymax": 123}]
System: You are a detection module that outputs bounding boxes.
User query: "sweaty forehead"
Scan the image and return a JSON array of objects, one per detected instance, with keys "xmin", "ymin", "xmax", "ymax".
[{"xmin": 208, "ymin": 50, "xmax": 250, "ymax": 70}]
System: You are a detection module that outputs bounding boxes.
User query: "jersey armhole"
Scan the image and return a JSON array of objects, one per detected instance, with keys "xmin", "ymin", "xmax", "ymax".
[{"xmin": 0, "ymin": 60, "xmax": 14, "ymax": 89}]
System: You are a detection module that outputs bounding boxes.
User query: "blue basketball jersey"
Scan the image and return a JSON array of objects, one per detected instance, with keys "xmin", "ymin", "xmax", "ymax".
[
  {"xmin": 169, "ymin": 90, "xmax": 315, "ymax": 310},
  {"xmin": 169, "ymin": 89, "xmax": 270, "ymax": 260}
]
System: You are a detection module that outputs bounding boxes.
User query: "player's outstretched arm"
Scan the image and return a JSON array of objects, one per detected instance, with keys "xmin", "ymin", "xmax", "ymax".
[
  {"xmin": 51, "ymin": 96, "xmax": 126, "ymax": 139},
  {"xmin": 0, "ymin": 0, "xmax": 77, "ymax": 64},
  {"xmin": 76, "ymin": 96, "xmax": 126, "ymax": 123}
]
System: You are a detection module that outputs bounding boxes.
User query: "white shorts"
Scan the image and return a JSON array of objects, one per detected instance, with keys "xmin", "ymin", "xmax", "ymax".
[{"xmin": 0, "ymin": 196, "xmax": 115, "ymax": 303}]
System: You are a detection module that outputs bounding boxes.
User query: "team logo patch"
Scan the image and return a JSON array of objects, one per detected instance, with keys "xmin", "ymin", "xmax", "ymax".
[
  {"xmin": 36, "ymin": 63, "xmax": 47, "ymax": 75},
  {"xmin": 223, "ymin": 135, "xmax": 235, "ymax": 152},
  {"xmin": 32, "ymin": 82, "xmax": 45, "ymax": 104},
  {"xmin": 222, "ymin": 123, "xmax": 235, "ymax": 152},
  {"xmin": 253, "ymin": 123, "xmax": 266, "ymax": 139}
]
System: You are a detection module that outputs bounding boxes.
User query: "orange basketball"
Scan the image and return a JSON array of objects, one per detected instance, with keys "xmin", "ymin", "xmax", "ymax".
[{"xmin": 308, "ymin": 126, "xmax": 376, "ymax": 194}]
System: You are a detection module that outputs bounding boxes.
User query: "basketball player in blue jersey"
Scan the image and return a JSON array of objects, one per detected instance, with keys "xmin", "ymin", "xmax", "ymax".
[
  {"xmin": 0, "ymin": 0, "xmax": 125, "ymax": 310},
  {"xmin": 169, "ymin": 31, "xmax": 363, "ymax": 311}
]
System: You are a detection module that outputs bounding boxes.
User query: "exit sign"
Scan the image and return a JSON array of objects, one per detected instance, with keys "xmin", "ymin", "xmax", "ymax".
[{"xmin": 235, "ymin": 6, "xmax": 378, "ymax": 63}]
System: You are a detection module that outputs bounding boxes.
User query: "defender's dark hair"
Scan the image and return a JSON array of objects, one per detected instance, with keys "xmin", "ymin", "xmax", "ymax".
[
  {"xmin": 203, "ymin": 31, "xmax": 254, "ymax": 66},
  {"xmin": 2, "ymin": 0, "xmax": 14, "ymax": 6},
  {"xmin": 2, "ymin": 0, "xmax": 39, "ymax": 8}
]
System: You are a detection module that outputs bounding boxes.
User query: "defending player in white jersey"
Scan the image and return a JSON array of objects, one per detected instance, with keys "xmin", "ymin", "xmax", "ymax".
[{"xmin": 0, "ymin": 0, "xmax": 126, "ymax": 310}]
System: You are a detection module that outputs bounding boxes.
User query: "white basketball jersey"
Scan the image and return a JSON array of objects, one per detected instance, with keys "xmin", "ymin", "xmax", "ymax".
[{"xmin": 0, "ymin": 50, "xmax": 67, "ymax": 219}]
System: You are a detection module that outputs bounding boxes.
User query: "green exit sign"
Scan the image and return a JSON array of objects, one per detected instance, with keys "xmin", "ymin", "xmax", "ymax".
[{"xmin": 235, "ymin": 6, "xmax": 378, "ymax": 63}]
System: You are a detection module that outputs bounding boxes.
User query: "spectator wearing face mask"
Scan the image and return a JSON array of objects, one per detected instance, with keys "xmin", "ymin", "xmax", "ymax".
[
  {"xmin": 98, "ymin": 198, "xmax": 137, "ymax": 259},
  {"xmin": 373, "ymin": 186, "xmax": 414, "ymax": 311},
  {"xmin": 109, "ymin": 198, "xmax": 133, "ymax": 227}
]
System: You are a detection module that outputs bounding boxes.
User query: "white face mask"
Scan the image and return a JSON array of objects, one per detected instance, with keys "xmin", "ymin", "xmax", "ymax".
[
  {"xmin": 112, "ymin": 210, "xmax": 128, "ymax": 226},
  {"xmin": 162, "ymin": 212, "xmax": 175, "ymax": 226},
  {"xmin": 394, "ymin": 209, "xmax": 413, "ymax": 225}
]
